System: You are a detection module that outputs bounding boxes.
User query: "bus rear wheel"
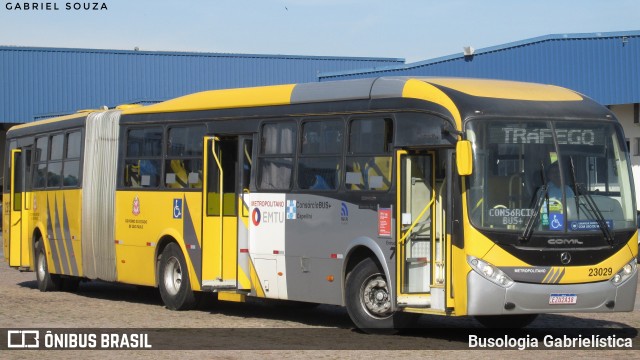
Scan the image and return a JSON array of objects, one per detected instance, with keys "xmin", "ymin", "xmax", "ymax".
[
  {"xmin": 345, "ymin": 257, "xmax": 407, "ymax": 333},
  {"xmin": 35, "ymin": 240, "xmax": 61, "ymax": 292},
  {"xmin": 158, "ymin": 243, "xmax": 197, "ymax": 310}
]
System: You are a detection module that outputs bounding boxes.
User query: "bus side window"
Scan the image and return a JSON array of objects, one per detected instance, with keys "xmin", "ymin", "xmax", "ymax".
[
  {"xmin": 124, "ymin": 162, "xmax": 141, "ymax": 187},
  {"xmin": 164, "ymin": 126, "xmax": 205, "ymax": 189},
  {"xmin": 298, "ymin": 119, "xmax": 343, "ymax": 191},
  {"xmin": 33, "ymin": 136, "xmax": 47, "ymax": 189},
  {"xmin": 346, "ymin": 118, "xmax": 393, "ymax": 191},
  {"xmin": 47, "ymin": 134, "xmax": 64, "ymax": 188},
  {"xmin": 63, "ymin": 131, "xmax": 82, "ymax": 187},
  {"xmin": 258, "ymin": 122, "xmax": 296, "ymax": 190},
  {"xmin": 165, "ymin": 159, "xmax": 203, "ymax": 189},
  {"xmin": 123, "ymin": 159, "xmax": 160, "ymax": 188},
  {"xmin": 123, "ymin": 127, "xmax": 163, "ymax": 188}
]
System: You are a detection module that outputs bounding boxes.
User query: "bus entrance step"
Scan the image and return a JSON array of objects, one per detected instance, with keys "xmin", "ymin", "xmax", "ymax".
[
  {"xmin": 201, "ymin": 280, "xmax": 237, "ymax": 291},
  {"xmin": 397, "ymin": 295, "xmax": 431, "ymax": 308}
]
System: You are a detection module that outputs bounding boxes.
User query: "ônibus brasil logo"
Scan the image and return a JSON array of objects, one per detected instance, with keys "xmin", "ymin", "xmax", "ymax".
[{"xmin": 252, "ymin": 208, "xmax": 261, "ymax": 226}]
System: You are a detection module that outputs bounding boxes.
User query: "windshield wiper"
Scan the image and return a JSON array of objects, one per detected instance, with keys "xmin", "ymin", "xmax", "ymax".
[
  {"xmin": 519, "ymin": 162, "xmax": 549, "ymax": 243},
  {"xmin": 569, "ymin": 157, "xmax": 580, "ymax": 219},
  {"xmin": 574, "ymin": 183, "xmax": 615, "ymax": 246}
]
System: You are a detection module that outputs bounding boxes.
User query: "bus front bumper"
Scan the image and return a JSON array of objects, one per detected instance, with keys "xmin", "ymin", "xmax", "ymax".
[{"xmin": 466, "ymin": 270, "xmax": 637, "ymax": 315}]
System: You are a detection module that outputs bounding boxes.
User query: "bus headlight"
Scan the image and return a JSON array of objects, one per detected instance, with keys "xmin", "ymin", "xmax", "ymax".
[
  {"xmin": 611, "ymin": 259, "xmax": 637, "ymax": 285},
  {"xmin": 468, "ymin": 256, "xmax": 514, "ymax": 288}
]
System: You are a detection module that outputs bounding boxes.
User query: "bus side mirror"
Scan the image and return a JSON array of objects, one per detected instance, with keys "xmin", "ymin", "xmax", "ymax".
[{"xmin": 456, "ymin": 140, "xmax": 473, "ymax": 176}]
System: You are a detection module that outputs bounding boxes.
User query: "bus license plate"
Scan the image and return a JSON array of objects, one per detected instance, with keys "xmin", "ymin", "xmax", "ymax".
[{"xmin": 549, "ymin": 294, "xmax": 577, "ymax": 305}]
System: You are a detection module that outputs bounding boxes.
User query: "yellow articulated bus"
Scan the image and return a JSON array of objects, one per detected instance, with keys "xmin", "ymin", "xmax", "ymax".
[{"xmin": 3, "ymin": 77, "xmax": 637, "ymax": 331}]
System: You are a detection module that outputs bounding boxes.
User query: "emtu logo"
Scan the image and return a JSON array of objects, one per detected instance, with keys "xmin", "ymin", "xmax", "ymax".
[
  {"xmin": 252, "ymin": 208, "xmax": 261, "ymax": 226},
  {"xmin": 341, "ymin": 202, "xmax": 349, "ymax": 223}
]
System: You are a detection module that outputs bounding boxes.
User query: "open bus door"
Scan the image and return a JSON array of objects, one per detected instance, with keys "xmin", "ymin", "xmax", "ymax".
[
  {"xmin": 8, "ymin": 147, "xmax": 32, "ymax": 269},
  {"xmin": 396, "ymin": 149, "xmax": 448, "ymax": 311},
  {"xmin": 201, "ymin": 135, "xmax": 253, "ymax": 291}
]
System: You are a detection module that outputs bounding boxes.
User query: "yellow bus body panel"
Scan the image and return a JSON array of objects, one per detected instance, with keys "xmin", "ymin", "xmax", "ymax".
[
  {"xmin": 25, "ymin": 190, "xmax": 84, "ymax": 276},
  {"xmin": 426, "ymin": 78, "xmax": 584, "ymax": 102},
  {"xmin": 122, "ymin": 84, "xmax": 296, "ymax": 115},
  {"xmin": 114, "ymin": 191, "xmax": 203, "ymax": 289},
  {"xmin": 402, "ymin": 79, "xmax": 462, "ymax": 130},
  {"xmin": 201, "ymin": 215, "xmax": 238, "ymax": 284},
  {"xmin": 629, "ymin": 230, "xmax": 638, "ymax": 258},
  {"xmin": 2, "ymin": 193, "xmax": 8, "ymax": 262}
]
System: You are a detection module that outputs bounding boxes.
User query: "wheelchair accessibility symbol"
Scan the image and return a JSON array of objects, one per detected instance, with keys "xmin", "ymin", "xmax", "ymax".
[
  {"xmin": 549, "ymin": 213, "xmax": 564, "ymax": 231},
  {"xmin": 173, "ymin": 198, "xmax": 183, "ymax": 219}
]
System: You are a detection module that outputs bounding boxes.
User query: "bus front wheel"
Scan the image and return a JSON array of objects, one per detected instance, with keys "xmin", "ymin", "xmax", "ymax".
[
  {"xmin": 158, "ymin": 243, "xmax": 197, "ymax": 310},
  {"xmin": 345, "ymin": 257, "xmax": 406, "ymax": 333},
  {"xmin": 35, "ymin": 240, "xmax": 61, "ymax": 292}
]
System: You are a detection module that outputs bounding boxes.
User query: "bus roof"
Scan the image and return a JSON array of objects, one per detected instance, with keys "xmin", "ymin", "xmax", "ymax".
[
  {"xmin": 8, "ymin": 77, "xmax": 599, "ymax": 136},
  {"xmin": 122, "ymin": 77, "xmax": 583, "ymax": 111},
  {"xmin": 8, "ymin": 112, "xmax": 86, "ymax": 133},
  {"xmin": 121, "ymin": 77, "xmax": 588, "ymax": 129}
]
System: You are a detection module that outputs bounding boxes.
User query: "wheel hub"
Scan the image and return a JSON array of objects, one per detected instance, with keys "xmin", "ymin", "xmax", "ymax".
[
  {"xmin": 163, "ymin": 256, "xmax": 182, "ymax": 296},
  {"xmin": 362, "ymin": 276, "xmax": 392, "ymax": 317},
  {"xmin": 37, "ymin": 252, "xmax": 46, "ymax": 280}
]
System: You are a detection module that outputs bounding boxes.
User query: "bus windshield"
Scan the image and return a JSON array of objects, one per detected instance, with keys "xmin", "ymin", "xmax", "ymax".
[{"xmin": 466, "ymin": 119, "xmax": 636, "ymax": 234}]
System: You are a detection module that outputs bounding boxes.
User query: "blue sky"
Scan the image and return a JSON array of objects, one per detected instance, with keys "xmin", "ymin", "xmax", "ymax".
[{"xmin": 1, "ymin": 0, "xmax": 638, "ymax": 62}]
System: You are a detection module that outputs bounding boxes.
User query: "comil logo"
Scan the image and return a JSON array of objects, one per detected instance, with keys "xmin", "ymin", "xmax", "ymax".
[
  {"xmin": 548, "ymin": 238, "xmax": 583, "ymax": 245},
  {"xmin": 7, "ymin": 330, "xmax": 39, "ymax": 348}
]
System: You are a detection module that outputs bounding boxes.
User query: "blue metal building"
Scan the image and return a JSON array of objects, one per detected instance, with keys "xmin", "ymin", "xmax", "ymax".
[
  {"xmin": 0, "ymin": 46, "xmax": 404, "ymax": 124},
  {"xmin": 319, "ymin": 31, "xmax": 640, "ymax": 107},
  {"xmin": 3, "ymin": 32, "xmax": 638, "ymax": 125}
]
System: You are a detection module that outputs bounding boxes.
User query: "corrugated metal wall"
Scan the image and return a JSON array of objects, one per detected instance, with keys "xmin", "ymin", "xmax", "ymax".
[
  {"xmin": 319, "ymin": 31, "xmax": 640, "ymax": 106},
  {"xmin": 3, "ymin": 32, "xmax": 638, "ymax": 124},
  {"xmin": 0, "ymin": 47, "xmax": 404, "ymax": 123}
]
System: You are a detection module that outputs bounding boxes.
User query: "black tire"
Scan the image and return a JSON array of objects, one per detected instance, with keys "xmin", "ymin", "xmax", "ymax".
[
  {"xmin": 35, "ymin": 240, "xmax": 61, "ymax": 292},
  {"xmin": 158, "ymin": 243, "xmax": 197, "ymax": 310},
  {"xmin": 345, "ymin": 257, "xmax": 408, "ymax": 333},
  {"xmin": 474, "ymin": 314, "xmax": 538, "ymax": 329}
]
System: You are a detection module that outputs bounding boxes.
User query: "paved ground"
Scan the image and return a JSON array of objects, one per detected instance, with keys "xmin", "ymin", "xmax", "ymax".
[{"xmin": 0, "ymin": 250, "xmax": 638, "ymax": 359}]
